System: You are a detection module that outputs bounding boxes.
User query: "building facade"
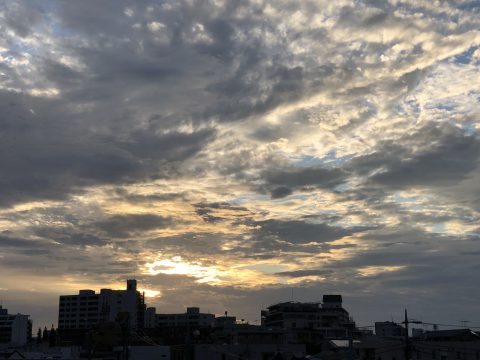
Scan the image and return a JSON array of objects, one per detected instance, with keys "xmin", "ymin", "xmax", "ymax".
[
  {"xmin": 58, "ymin": 279, "xmax": 145, "ymax": 331},
  {"xmin": 145, "ymin": 307, "xmax": 215, "ymax": 329},
  {"xmin": 375, "ymin": 321, "xmax": 407, "ymax": 338},
  {"xmin": 261, "ymin": 295, "xmax": 353, "ymax": 339},
  {"xmin": 0, "ymin": 306, "xmax": 32, "ymax": 346}
]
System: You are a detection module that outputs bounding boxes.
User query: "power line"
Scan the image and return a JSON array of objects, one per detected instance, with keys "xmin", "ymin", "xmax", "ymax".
[{"xmin": 420, "ymin": 322, "xmax": 480, "ymax": 329}]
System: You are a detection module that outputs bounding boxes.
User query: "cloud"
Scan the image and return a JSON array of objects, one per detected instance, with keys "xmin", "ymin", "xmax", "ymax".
[
  {"xmin": 251, "ymin": 219, "xmax": 363, "ymax": 245},
  {"xmin": 194, "ymin": 202, "xmax": 250, "ymax": 223},
  {"xmin": 366, "ymin": 124, "xmax": 480, "ymax": 189},
  {"xmin": 94, "ymin": 214, "xmax": 178, "ymax": 238},
  {"xmin": 275, "ymin": 269, "xmax": 334, "ymax": 278},
  {"xmin": 262, "ymin": 166, "xmax": 347, "ymax": 198},
  {"xmin": 1, "ymin": 0, "xmax": 480, "ymax": 329}
]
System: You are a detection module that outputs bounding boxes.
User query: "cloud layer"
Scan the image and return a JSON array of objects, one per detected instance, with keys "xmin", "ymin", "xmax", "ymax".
[{"xmin": 1, "ymin": 0, "xmax": 480, "ymax": 329}]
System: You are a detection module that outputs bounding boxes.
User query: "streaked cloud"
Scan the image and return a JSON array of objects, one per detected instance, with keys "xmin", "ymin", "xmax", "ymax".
[{"xmin": 0, "ymin": 0, "xmax": 479, "ymax": 328}]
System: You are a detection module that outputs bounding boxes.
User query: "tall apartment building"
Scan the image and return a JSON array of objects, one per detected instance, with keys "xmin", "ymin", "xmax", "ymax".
[
  {"xmin": 58, "ymin": 279, "xmax": 145, "ymax": 331},
  {"xmin": 261, "ymin": 295, "xmax": 353, "ymax": 339},
  {"xmin": 0, "ymin": 305, "xmax": 32, "ymax": 346}
]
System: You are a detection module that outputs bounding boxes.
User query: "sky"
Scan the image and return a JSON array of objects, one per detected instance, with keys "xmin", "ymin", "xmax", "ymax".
[{"xmin": 1, "ymin": 0, "xmax": 480, "ymax": 331}]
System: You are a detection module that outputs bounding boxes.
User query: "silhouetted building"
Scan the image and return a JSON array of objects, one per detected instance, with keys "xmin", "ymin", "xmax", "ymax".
[
  {"xmin": 214, "ymin": 314, "xmax": 237, "ymax": 328},
  {"xmin": 261, "ymin": 295, "xmax": 353, "ymax": 339},
  {"xmin": 193, "ymin": 342, "xmax": 306, "ymax": 360},
  {"xmin": 411, "ymin": 329, "xmax": 480, "ymax": 360},
  {"xmin": 58, "ymin": 279, "xmax": 145, "ymax": 332},
  {"xmin": 375, "ymin": 321, "xmax": 406, "ymax": 337},
  {"xmin": 0, "ymin": 305, "xmax": 32, "ymax": 346},
  {"xmin": 145, "ymin": 307, "xmax": 215, "ymax": 329}
]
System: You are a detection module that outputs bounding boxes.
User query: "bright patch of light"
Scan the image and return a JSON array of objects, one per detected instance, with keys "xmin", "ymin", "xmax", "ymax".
[
  {"xmin": 358, "ymin": 266, "xmax": 405, "ymax": 277},
  {"xmin": 28, "ymin": 88, "xmax": 60, "ymax": 98},
  {"xmin": 139, "ymin": 288, "xmax": 161, "ymax": 298},
  {"xmin": 143, "ymin": 256, "xmax": 221, "ymax": 284}
]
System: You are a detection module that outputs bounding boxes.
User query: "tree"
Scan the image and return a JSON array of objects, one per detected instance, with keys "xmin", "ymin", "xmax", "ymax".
[
  {"xmin": 42, "ymin": 326, "xmax": 49, "ymax": 342},
  {"xmin": 49, "ymin": 325, "xmax": 56, "ymax": 347},
  {"xmin": 36, "ymin": 328, "xmax": 42, "ymax": 344}
]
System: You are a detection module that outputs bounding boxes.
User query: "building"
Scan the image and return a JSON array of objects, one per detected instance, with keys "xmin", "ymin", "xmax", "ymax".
[
  {"xmin": 353, "ymin": 334, "xmax": 405, "ymax": 360},
  {"xmin": 411, "ymin": 329, "xmax": 480, "ymax": 360},
  {"xmin": 0, "ymin": 305, "xmax": 32, "ymax": 346},
  {"xmin": 145, "ymin": 307, "xmax": 215, "ymax": 329},
  {"xmin": 113, "ymin": 345, "xmax": 170, "ymax": 360},
  {"xmin": 352, "ymin": 329, "xmax": 480, "ymax": 360},
  {"xmin": 58, "ymin": 279, "xmax": 145, "ymax": 332},
  {"xmin": 261, "ymin": 295, "xmax": 353, "ymax": 339},
  {"xmin": 375, "ymin": 322, "xmax": 406, "ymax": 338},
  {"xmin": 193, "ymin": 343, "xmax": 306, "ymax": 360}
]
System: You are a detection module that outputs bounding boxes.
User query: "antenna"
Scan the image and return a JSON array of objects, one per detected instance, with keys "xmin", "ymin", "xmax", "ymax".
[{"xmin": 460, "ymin": 320, "xmax": 470, "ymax": 329}]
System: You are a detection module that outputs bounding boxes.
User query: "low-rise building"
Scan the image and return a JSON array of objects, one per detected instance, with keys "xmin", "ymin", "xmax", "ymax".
[
  {"xmin": 193, "ymin": 343, "xmax": 306, "ymax": 360},
  {"xmin": 146, "ymin": 307, "xmax": 215, "ymax": 329},
  {"xmin": 261, "ymin": 295, "xmax": 354, "ymax": 339},
  {"xmin": 411, "ymin": 329, "xmax": 480, "ymax": 360},
  {"xmin": 375, "ymin": 322, "xmax": 406, "ymax": 338}
]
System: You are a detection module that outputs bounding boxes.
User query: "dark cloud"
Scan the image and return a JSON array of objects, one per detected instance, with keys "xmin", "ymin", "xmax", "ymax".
[
  {"xmin": 32, "ymin": 227, "xmax": 106, "ymax": 247},
  {"xmin": 1, "ymin": 2, "xmax": 43, "ymax": 38},
  {"xmin": 253, "ymin": 219, "xmax": 359, "ymax": 245},
  {"xmin": 120, "ymin": 191, "xmax": 190, "ymax": 203},
  {"xmin": 275, "ymin": 269, "xmax": 333, "ymax": 278},
  {"xmin": 348, "ymin": 123, "xmax": 480, "ymax": 190},
  {"xmin": 0, "ymin": 235, "xmax": 41, "ymax": 249},
  {"xmin": 194, "ymin": 202, "xmax": 250, "ymax": 223},
  {"xmin": 0, "ymin": 90, "xmax": 215, "ymax": 206},
  {"xmin": 145, "ymin": 232, "xmax": 229, "ymax": 255},
  {"xmin": 1, "ymin": 0, "xmax": 480, "ymax": 329},
  {"xmin": 94, "ymin": 214, "xmax": 178, "ymax": 238},
  {"xmin": 262, "ymin": 166, "xmax": 347, "ymax": 198}
]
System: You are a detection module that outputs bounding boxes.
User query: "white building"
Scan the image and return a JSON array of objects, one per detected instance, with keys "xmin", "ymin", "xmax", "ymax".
[
  {"xmin": 58, "ymin": 279, "xmax": 145, "ymax": 331},
  {"xmin": 0, "ymin": 306, "xmax": 31, "ymax": 346}
]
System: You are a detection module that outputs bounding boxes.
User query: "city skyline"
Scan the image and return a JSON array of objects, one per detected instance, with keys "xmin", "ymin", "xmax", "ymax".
[{"xmin": 1, "ymin": 1, "xmax": 480, "ymax": 331}]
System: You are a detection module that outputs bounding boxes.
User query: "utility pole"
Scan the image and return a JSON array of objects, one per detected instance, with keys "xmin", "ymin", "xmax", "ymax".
[
  {"xmin": 347, "ymin": 321, "xmax": 356, "ymax": 360},
  {"xmin": 402, "ymin": 309, "xmax": 422, "ymax": 360},
  {"xmin": 404, "ymin": 309, "xmax": 409, "ymax": 360}
]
